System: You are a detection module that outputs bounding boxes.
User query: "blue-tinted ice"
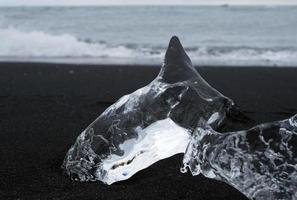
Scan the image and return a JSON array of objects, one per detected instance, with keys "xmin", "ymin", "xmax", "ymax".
[
  {"xmin": 182, "ymin": 115, "xmax": 297, "ymax": 200},
  {"xmin": 62, "ymin": 36, "xmax": 235, "ymax": 184}
]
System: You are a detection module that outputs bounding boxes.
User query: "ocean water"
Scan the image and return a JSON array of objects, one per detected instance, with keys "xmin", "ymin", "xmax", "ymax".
[{"xmin": 0, "ymin": 6, "xmax": 297, "ymax": 66}]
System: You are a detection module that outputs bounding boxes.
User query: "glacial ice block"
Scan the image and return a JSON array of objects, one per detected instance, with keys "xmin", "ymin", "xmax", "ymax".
[
  {"xmin": 182, "ymin": 114, "xmax": 297, "ymax": 200},
  {"xmin": 62, "ymin": 36, "xmax": 235, "ymax": 185}
]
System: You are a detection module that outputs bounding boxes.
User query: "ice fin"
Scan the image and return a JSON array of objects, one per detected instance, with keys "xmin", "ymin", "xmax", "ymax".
[
  {"xmin": 159, "ymin": 36, "xmax": 201, "ymax": 83},
  {"xmin": 164, "ymin": 36, "xmax": 192, "ymax": 69}
]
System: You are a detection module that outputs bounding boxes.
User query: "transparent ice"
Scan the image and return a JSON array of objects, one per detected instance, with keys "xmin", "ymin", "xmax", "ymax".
[
  {"xmin": 62, "ymin": 36, "xmax": 235, "ymax": 185},
  {"xmin": 182, "ymin": 115, "xmax": 297, "ymax": 200}
]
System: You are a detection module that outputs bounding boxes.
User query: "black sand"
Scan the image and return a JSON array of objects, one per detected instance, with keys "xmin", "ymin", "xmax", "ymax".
[{"xmin": 1, "ymin": 62, "xmax": 297, "ymax": 200}]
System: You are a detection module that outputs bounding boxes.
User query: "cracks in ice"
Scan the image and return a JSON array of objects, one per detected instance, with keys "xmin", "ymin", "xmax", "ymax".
[
  {"xmin": 182, "ymin": 115, "xmax": 297, "ymax": 200},
  {"xmin": 62, "ymin": 36, "xmax": 235, "ymax": 185}
]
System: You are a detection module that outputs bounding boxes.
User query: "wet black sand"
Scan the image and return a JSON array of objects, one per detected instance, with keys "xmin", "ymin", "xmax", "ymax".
[{"xmin": 1, "ymin": 62, "xmax": 297, "ymax": 200}]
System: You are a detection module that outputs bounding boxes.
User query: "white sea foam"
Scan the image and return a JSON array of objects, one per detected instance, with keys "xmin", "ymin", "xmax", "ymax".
[
  {"xmin": 0, "ymin": 27, "xmax": 140, "ymax": 58},
  {"xmin": 1, "ymin": 27, "xmax": 297, "ymax": 66}
]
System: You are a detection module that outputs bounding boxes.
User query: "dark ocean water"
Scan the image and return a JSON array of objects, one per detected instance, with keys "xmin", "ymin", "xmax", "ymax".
[{"xmin": 0, "ymin": 6, "xmax": 297, "ymax": 66}]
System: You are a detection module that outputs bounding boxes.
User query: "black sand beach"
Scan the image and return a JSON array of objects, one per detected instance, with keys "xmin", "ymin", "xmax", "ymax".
[{"xmin": 1, "ymin": 62, "xmax": 297, "ymax": 200}]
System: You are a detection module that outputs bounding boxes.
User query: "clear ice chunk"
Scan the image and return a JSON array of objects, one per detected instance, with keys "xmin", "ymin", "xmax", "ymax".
[
  {"xmin": 62, "ymin": 36, "xmax": 235, "ymax": 185},
  {"xmin": 182, "ymin": 115, "xmax": 297, "ymax": 200}
]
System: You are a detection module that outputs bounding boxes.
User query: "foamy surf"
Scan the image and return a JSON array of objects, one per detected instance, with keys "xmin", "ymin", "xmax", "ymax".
[{"xmin": 1, "ymin": 26, "xmax": 297, "ymax": 66}]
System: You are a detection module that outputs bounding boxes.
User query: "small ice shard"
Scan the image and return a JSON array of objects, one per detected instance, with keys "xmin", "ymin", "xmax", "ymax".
[
  {"xmin": 182, "ymin": 115, "xmax": 297, "ymax": 200},
  {"xmin": 62, "ymin": 36, "xmax": 235, "ymax": 185}
]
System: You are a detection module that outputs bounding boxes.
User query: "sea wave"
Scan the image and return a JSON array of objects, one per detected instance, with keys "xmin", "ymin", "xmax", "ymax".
[
  {"xmin": 0, "ymin": 27, "xmax": 151, "ymax": 58},
  {"xmin": 1, "ymin": 27, "xmax": 297, "ymax": 66}
]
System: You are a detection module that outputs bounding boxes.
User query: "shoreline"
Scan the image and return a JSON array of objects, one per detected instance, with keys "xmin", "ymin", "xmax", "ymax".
[{"xmin": 1, "ymin": 58, "xmax": 297, "ymax": 68}]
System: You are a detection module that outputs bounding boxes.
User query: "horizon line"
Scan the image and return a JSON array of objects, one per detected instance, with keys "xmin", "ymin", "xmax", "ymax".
[{"xmin": 1, "ymin": 4, "xmax": 297, "ymax": 7}]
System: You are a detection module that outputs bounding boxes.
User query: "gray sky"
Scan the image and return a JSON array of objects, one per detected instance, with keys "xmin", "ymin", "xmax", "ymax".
[{"xmin": 1, "ymin": 0, "xmax": 297, "ymax": 6}]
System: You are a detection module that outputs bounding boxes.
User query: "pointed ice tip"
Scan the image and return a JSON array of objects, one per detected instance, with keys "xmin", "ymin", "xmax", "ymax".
[
  {"xmin": 168, "ymin": 36, "xmax": 182, "ymax": 50},
  {"xmin": 165, "ymin": 36, "xmax": 191, "ymax": 66}
]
